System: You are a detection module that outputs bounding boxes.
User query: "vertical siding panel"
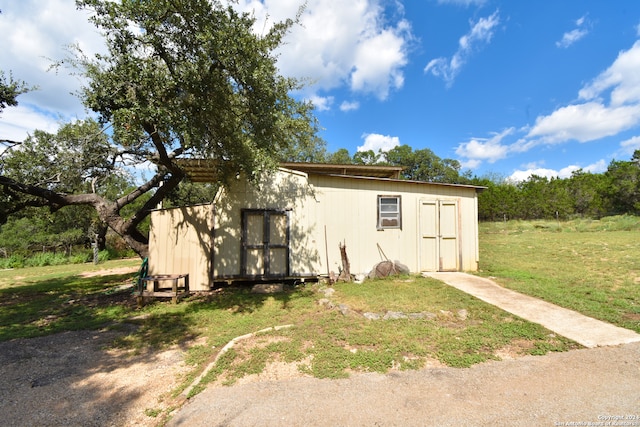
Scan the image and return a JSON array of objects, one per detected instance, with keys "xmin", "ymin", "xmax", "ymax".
[{"xmin": 150, "ymin": 170, "xmax": 482, "ymax": 285}]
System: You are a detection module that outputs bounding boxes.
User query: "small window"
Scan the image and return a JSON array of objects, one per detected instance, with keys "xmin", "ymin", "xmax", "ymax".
[{"xmin": 378, "ymin": 195, "xmax": 401, "ymax": 229}]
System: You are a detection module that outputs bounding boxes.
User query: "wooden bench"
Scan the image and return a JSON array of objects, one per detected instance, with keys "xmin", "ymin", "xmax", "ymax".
[{"xmin": 136, "ymin": 274, "xmax": 189, "ymax": 306}]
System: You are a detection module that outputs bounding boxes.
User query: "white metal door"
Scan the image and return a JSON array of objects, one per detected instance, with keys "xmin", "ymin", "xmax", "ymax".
[{"xmin": 419, "ymin": 200, "xmax": 459, "ymax": 272}]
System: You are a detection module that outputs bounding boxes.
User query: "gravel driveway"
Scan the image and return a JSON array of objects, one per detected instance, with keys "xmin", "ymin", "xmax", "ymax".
[
  {"xmin": 1, "ymin": 328, "xmax": 639, "ymax": 427},
  {"xmin": 0, "ymin": 328, "xmax": 189, "ymax": 427},
  {"xmin": 169, "ymin": 342, "xmax": 640, "ymax": 427}
]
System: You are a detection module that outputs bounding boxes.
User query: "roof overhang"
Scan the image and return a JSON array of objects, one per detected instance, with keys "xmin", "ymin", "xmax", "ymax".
[
  {"xmin": 175, "ymin": 159, "xmax": 404, "ymax": 182},
  {"xmin": 174, "ymin": 159, "xmax": 485, "ymax": 192}
]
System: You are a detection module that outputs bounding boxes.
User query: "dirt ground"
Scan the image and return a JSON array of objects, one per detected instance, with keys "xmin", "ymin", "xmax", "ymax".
[
  {"xmin": 3, "ymin": 328, "xmax": 640, "ymax": 427},
  {"xmin": 2, "ymin": 267, "xmax": 639, "ymax": 427},
  {"xmin": 0, "ymin": 327, "xmax": 190, "ymax": 427},
  {"xmin": 169, "ymin": 342, "xmax": 640, "ymax": 427}
]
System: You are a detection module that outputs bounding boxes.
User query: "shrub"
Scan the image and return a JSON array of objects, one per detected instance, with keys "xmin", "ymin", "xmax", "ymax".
[
  {"xmin": 98, "ymin": 250, "xmax": 111, "ymax": 263},
  {"xmin": 25, "ymin": 252, "xmax": 68, "ymax": 267},
  {"xmin": 0, "ymin": 254, "xmax": 25, "ymax": 269},
  {"xmin": 69, "ymin": 252, "xmax": 91, "ymax": 264}
]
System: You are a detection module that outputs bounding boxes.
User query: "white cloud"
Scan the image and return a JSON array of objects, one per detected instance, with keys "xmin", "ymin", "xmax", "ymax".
[
  {"xmin": 339, "ymin": 101, "xmax": 360, "ymax": 112},
  {"xmin": 508, "ymin": 159, "xmax": 607, "ymax": 182},
  {"xmin": 350, "ymin": 21, "xmax": 410, "ymax": 99},
  {"xmin": 526, "ymin": 102, "xmax": 640, "ymax": 144},
  {"xmin": 453, "ymin": 34, "xmax": 640, "ymax": 173},
  {"xmin": 0, "ymin": 0, "xmax": 105, "ymax": 141},
  {"xmin": 579, "ymin": 40, "xmax": 640, "ymax": 106},
  {"xmin": 556, "ymin": 28, "xmax": 588, "ymax": 49},
  {"xmin": 425, "ymin": 10, "xmax": 500, "ymax": 87},
  {"xmin": 513, "ymin": 41, "xmax": 640, "ymax": 149},
  {"xmin": 309, "ymin": 95, "xmax": 334, "ymax": 112},
  {"xmin": 0, "ymin": 104, "xmax": 62, "ymax": 142},
  {"xmin": 556, "ymin": 15, "xmax": 590, "ymax": 48},
  {"xmin": 357, "ymin": 133, "xmax": 400, "ymax": 152},
  {"xmin": 584, "ymin": 159, "xmax": 608, "ymax": 174},
  {"xmin": 236, "ymin": 0, "xmax": 413, "ymax": 103},
  {"xmin": 455, "ymin": 127, "xmax": 513, "ymax": 166},
  {"xmin": 619, "ymin": 135, "xmax": 640, "ymax": 156}
]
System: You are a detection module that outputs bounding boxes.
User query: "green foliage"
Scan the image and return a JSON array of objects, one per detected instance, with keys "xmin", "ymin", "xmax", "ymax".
[
  {"xmin": 24, "ymin": 252, "xmax": 70, "ymax": 267},
  {"xmin": 0, "ymin": 70, "xmax": 32, "ymax": 114},
  {"xmin": 2, "ymin": 119, "xmax": 116, "ymax": 194},
  {"xmin": 323, "ymin": 144, "xmax": 468, "ymax": 184},
  {"xmin": 385, "ymin": 144, "xmax": 466, "ymax": 183},
  {"xmin": 0, "ymin": 250, "xmax": 94, "ymax": 269},
  {"xmin": 163, "ymin": 181, "xmax": 218, "ymax": 208},
  {"xmin": 1, "ymin": 0, "xmax": 321, "ymax": 258},
  {"xmin": 325, "ymin": 148, "xmax": 353, "ymax": 164},
  {"xmin": 476, "ymin": 152, "xmax": 640, "ymax": 221},
  {"xmin": 76, "ymin": 0, "xmax": 318, "ymax": 185}
]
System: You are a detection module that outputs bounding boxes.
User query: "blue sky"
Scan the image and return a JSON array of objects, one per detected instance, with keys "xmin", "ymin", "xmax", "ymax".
[{"xmin": 2, "ymin": 0, "xmax": 640, "ymax": 181}]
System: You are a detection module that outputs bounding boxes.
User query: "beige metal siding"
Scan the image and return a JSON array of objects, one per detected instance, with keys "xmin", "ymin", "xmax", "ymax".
[
  {"xmin": 148, "ymin": 169, "xmax": 481, "ymax": 288},
  {"xmin": 308, "ymin": 175, "xmax": 479, "ymax": 275},
  {"xmin": 148, "ymin": 205, "xmax": 214, "ymax": 291},
  {"xmin": 212, "ymin": 169, "xmax": 321, "ymax": 279}
]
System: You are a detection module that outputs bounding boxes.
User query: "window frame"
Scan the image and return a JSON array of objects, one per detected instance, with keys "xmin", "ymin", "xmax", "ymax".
[{"xmin": 377, "ymin": 195, "xmax": 402, "ymax": 230}]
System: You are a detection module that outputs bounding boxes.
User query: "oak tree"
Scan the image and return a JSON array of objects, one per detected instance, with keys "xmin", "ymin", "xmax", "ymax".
[{"xmin": 0, "ymin": 0, "xmax": 318, "ymax": 257}]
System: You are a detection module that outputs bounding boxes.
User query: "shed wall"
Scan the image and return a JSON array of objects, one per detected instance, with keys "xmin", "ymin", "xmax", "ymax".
[
  {"xmin": 148, "ymin": 205, "xmax": 214, "ymax": 291},
  {"xmin": 148, "ymin": 169, "xmax": 480, "ymax": 290},
  {"xmin": 212, "ymin": 169, "xmax": 320, "ymax": 279},
  {"xmin": 307, "ymin": 175, "xmax": 479, "ymax": 275}
]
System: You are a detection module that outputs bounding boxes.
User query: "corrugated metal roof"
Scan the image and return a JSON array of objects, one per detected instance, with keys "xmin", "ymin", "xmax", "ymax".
[
  {"xmin": 175, "ymin": 159, "xmax": 485, "ymax": 191},
  {"xmin": 176, "ymin": 159, "xmax": 404, "ymax": 181},
  {"xmin": 279, "ymin": 162, "xmax": 403, "ymax": 179}
]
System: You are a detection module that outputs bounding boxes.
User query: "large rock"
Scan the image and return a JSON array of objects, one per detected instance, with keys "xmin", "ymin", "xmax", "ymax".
[{"xmin": 368, "ymin": 260, "xmax": 410, "ymax": 279}]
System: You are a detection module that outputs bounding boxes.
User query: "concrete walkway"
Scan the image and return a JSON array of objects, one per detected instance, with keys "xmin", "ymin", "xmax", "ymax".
[{"xmin": 423, "ymin": 272, "xmax": 640, "ymax": 348}]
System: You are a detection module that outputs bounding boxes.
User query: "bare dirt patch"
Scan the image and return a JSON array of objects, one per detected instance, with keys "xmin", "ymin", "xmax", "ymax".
[
  {"xmin": 80, "ymin": 266, "xmax": 139, "ymax": 278},
  {"xmin": 0, "ymin": 327, "xmax": 191, "ymax": 427}
]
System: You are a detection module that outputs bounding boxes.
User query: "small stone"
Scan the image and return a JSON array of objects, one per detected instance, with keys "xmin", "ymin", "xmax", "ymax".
[
  {"xmin": 318, "ymin": 298, "xmax": 334, "ymax": 309},
  {"xmin": 407, "ymin": 312, "xmax": 426, "ymax": 320},
  {"xmin": 364, "ymin": 312, "xmax": 381, "ymax": 321},
  {"xmin": 337, "ymin": 304, "xmax": 350, "ymax": 316},
  {"xmin": 457, "ymin": 309, "xmax": 468, "ymax": 320},
  {"xmin": 322, "ymin": 288, "xmax": 335, "ymax": 297},
  {"xmin": 383, "ymin": 311, "xmax": 408, "ymax": 320}
]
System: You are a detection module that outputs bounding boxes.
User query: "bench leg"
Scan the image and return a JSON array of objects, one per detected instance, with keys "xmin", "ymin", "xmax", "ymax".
[{"xmin": 172, "ymin": 278, "xmax": 178, "ymax": 304}]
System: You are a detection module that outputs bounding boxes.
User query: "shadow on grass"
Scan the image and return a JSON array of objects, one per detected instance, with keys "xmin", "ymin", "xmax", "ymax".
[
  {"xmin": 0, "ymin": 273, "xmax": 138, "ymax": 342},
  {"xmin": 0, "ymin": 272, "xmax": 316, "ymax": 426},
  {"xmin": 126, "ymin": 284, "xmax": 315, "ymax": 351}
]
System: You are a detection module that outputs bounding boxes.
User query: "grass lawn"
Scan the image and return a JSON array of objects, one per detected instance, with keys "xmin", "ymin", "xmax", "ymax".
[
  {"xmin": 5, "ymin": 216, "xmax": 639, "ymax": 389},
  {"xmin": 478, "ymin": 216, "xmax": 640, "ymax": 333}
]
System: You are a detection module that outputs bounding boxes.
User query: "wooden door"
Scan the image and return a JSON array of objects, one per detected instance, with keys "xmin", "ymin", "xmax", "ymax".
[{"xmin": 241, "ymin": 210, "xmax": 290, "ymax": 278}]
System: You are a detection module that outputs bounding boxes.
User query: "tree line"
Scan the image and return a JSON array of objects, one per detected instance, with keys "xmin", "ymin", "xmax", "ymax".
[
  {"xmin": 472, "ymin": 154, "xmax": 640, "ymax": 221},
  {"xmin": 309, "ymin": 145, "xmax": 640, "ymax": 222},
  {"xmin": 1, "ymin": 0, "xmax": 639, "ymax": 261}
]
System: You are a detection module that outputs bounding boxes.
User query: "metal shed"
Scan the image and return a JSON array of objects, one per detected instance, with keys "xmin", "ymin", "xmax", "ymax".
[{"xmin": 148, "ymin": 163, "xmax": 485, "ymax": 290}]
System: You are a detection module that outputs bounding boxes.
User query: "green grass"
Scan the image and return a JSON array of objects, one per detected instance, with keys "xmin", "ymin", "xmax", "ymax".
[
  {"xmin": 6, "ymin": 217, "xmax": 640, "ymax": 392},
  {"xmin": 181, "ymin": 278, "xmax": 575, "ymax": 388},
  {"xmin": 479, "ymin": 217, "xmax": 640, "ymax": 333},
  {"xmin": 0, "ymin": 258, "xmax": 141, "ymax": 341}
]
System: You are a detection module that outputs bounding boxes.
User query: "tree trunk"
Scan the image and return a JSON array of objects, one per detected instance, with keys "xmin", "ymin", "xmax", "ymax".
[{"xmin": 96, "ymin": 222, "xmax": 108, "ymax": 251}]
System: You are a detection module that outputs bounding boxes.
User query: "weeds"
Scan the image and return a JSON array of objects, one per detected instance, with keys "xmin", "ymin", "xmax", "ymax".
[{"xmin": 4, "ymin": 217, "xmax": 639, "ymax": 387}]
